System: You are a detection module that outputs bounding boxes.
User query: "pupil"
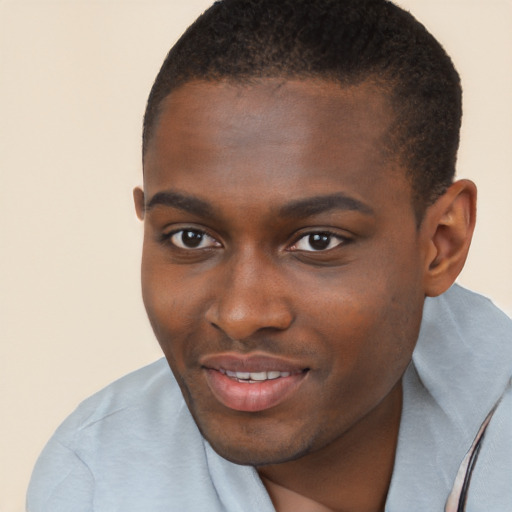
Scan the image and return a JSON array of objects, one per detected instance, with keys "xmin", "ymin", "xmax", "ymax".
[
  {"xmin": 309, "ymin": 233, "xmax": 330, "ymax": 250},
  {"xmin": 182, "ymin": 230, "xmax": 203, "ymax": 248}
]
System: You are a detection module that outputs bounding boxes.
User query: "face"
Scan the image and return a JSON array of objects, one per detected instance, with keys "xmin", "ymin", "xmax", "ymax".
[{"xmin": 137, "ymin": 79, "xmax": 430, "ymax": 466}]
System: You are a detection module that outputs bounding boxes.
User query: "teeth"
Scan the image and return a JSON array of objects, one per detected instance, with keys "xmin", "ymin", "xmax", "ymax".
[
  {"xmin": 249, "ymin": 372, "xmax": 267, "ymax": 381},
  {"xmin": 221, "ymin": 370, "xmax": 293, "ymax": 381}
]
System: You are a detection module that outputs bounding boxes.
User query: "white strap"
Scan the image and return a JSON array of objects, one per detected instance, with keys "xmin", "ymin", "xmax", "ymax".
[{"xmin": 444, "ymin": 397, "xmax": 502, "ymax": 512}]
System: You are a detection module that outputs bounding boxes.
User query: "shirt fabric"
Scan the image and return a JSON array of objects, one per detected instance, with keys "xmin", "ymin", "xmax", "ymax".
[{"xmin": 27, "ymin": 285, "xmax": 512, "ymax": 511}]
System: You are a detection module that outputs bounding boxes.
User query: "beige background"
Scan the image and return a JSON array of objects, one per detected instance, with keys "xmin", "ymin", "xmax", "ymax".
[{"xmin": 1, "ymin": 1, "xmax": 511, "ymax": 510}]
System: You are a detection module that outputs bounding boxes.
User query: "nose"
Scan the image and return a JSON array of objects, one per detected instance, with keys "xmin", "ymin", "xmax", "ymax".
[{"xmin": 205, "ymin": 250, "xmax": 294, "ymax": 341}]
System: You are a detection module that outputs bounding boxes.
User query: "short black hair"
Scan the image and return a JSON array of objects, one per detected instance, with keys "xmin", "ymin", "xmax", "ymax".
[{"xmin": 143, "ymin": 0, "xmax": 462, "ymax": 217}]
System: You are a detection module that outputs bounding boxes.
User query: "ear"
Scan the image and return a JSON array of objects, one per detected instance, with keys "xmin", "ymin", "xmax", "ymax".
[
  {"xmin": 133, "ymin": 187, "xmax": 145, "ymax": 220},
  {"xmin": 421, "ymin": 179, "xmax": 477, "ymax": 297}
]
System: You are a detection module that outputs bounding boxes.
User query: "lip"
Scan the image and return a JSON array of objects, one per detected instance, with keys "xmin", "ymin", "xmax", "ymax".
[
  {"xmin": 200, "ymin": 352, "xmax": 309, "ymax": 412},
  {"xmin": 200, "ymin": 352, "xmax": 307, "ymax": 373}
]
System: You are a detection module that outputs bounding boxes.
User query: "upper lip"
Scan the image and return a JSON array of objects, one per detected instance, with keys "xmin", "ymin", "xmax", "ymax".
[{"xmin": 199, "ymin": 352, "xmax": 309, "ymax": 373}]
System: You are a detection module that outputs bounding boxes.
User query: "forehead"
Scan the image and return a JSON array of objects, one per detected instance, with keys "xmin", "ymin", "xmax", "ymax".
[
  {"xmin": 143, "ymin": 78, "xmax": 410, "ymax": 213},
  {"xmin": 146, "ymin": 78, "xmax": 392, "ymax": 157}
]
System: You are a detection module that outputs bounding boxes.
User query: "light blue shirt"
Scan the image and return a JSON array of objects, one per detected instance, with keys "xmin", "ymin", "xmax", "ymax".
[{"xmin": 27, "ymin": 285, "xmax": 512, "ymax": 511}]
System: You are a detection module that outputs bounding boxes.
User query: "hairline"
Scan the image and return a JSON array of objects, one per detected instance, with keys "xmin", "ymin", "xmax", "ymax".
[{"xmin": 142, "ymin": 73, "xmax": 436, "ymax": 226}]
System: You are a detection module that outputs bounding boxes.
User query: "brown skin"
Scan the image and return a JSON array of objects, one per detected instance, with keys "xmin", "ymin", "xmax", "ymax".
[{"xmin": 135, "ymin": 79, "xmax": 476, "ymax": 512}]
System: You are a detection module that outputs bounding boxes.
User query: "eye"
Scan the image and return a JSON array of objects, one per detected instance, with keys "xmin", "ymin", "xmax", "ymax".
[
  {"xmin": 167, "ymin": 229, "xmax": 221, "ymax": 250},
  {"xmin": 291, "ymin": 232, "xmax": 346, "ymax": 252}
]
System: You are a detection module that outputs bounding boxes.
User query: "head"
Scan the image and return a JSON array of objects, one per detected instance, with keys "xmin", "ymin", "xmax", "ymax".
[
  {"xmin": 143, "ymin": 0, "xmax": 463, "ymax": 218},
  {"xmin": 134, "ymin": 0, "xmax": 476, "ymax": 468}
]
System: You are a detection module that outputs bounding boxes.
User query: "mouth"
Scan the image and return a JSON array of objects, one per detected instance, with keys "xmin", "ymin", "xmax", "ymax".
[
  {"xmin": 219, "ymin": 368, "xmax": 297, "ymax": 382},
  {"xmin": 200, "ymin": 353, "xmax": 309, "ymax": 413}
]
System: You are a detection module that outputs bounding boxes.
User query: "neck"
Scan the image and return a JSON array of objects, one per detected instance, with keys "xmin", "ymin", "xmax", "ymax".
[{"xmin": 258, "ymin": 382, "xmax": 403, "ymax": 512}]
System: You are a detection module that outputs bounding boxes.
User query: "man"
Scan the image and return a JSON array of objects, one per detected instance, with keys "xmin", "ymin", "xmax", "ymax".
[{"xmin": 27, "ymin": 0, "xmax": 512, "ymax": 510}]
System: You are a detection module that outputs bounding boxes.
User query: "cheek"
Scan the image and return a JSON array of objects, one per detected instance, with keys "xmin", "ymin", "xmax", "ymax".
[
  {"xmin": 140, "ymin": 255, "xmax": 202, "ymax": 363},
  {"xmin": 141, "ymin": 241, "xmax": 202, "ymax": 319},
  {"xmin": 304, "ymin": 265, "xmax": 423, "ymax": 376}
]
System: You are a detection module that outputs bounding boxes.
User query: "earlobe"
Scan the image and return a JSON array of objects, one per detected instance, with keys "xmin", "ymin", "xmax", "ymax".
[
  {"xmin": 133, "ymin": 187, "xmax": 145, "ymax": 220},
  {"xmin": 422, "ymin": 179, "xmax": 477, "ymax": 297}
]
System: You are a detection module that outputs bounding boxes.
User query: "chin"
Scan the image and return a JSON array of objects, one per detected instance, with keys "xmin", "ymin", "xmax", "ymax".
[
  {"xmin": 197, "ymin": 418, "xmax": 314, "ymax": 467},
  {"xmin": 210, "ymin": 439, "xmax": 309, "ymax": 467}
]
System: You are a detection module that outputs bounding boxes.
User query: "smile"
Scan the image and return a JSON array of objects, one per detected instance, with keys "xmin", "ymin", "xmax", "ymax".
[
  {"xmin": 219, "ymin": 369, "xmax": 294, "ymax": 382},
  {"xmin": 205, "ymin": 369, "xmax": 307, "ymax": 412},
  {"xmin": 200, "ymin": 353, "xmax": 309, "ymax": 412}
]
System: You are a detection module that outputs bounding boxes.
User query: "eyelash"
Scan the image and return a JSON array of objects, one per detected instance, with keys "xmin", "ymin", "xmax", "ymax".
[
  {"xmin": 289, "ymin": 231, "xmax": 349, "ymax": 252},
  {"xmin": 161, "ymin": 228, "xmax": 349, "ymax": 253},
  {"xmin": 161, "ymin": 229, "xmax": 221, "ymax": 250}
]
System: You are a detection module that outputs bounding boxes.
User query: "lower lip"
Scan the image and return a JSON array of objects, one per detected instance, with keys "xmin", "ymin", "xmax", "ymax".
[{"xmin": 204, "ymin": 369, "xmax": 307, "ymax": 412}]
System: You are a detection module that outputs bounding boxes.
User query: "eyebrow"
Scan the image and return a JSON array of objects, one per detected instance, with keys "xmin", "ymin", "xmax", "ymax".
[
  {"xmin": 145, "ymin": 190, "xmax": 374, "ymax": 220},
  {"xmin": 279, "ymin": 193, "xmax": 374, "ymax": 218},
  {"xmin": 145, "ymin": 190, "xmax": 214, "ymax": 217}
]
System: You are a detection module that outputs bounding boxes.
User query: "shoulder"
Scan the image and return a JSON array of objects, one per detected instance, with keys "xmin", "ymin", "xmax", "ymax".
[
  {"xmin": 34, "ymin": 357, "xmax": 190, "ymax": 454},
  {"xmin": 422, "ymin": 284, "xmax": 512, "ymax": 336},
  {"xmin": 386, "ymin": 286, "xmax": 512, "ymax": 510},
  {"xmin": 415, "ymin": 285, "xmax": 512, "ymax": 423},
  {"xmin": 416, "ymin": 285, "xmax": 512, "ymax": 407},
  {"xmin": 61, "ymin": 357, "xmax": 179, "ymax": 430},
  {"xmin": 27, "ymin": 358, "xmax": 200, "ymax": 511}
]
